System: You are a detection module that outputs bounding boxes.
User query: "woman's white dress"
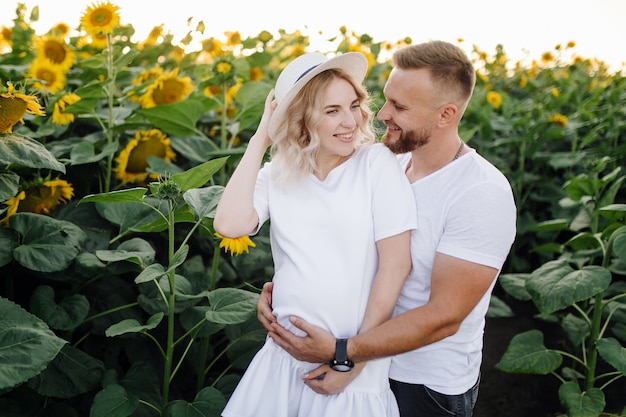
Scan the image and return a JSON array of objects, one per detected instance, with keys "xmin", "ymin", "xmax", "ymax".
[{"xmin": 222, "ymin": 143, "xmax": 417, "ymax": 417}]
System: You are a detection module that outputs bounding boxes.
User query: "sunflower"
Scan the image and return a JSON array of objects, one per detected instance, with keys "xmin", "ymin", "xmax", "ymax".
[
  {"xmin": 138, "ymin": 24, "xmax": 164, "ymax": 49},
  {"xmin": 80, "ymin": 1, "xmax": 120, "ymax": 37},
  {"xmin": 138, "ymin": 69, "xmax": 194, "ymax": 109},
  {"xmin": 0, "ymin": 26, "xmax": 12, "ymax": 51},
  {"xmin": 26, "ymin": 58, "xmax": 67, "ymax": 93},
  {"xmin": 127, "ymin": 66, "xmax": 164, "ymax": 103},
  {"xmin": 486, "ymin": 91, "xmax": 503, "ymax": 109},
  {"xmin": 86, "ymin": 31, "xmax": 109, "ymax": 49},
  {"xmin": 51, "ymin": 93, "xmax": 81, "ymax": 125},
  {"xmin": 0, "ymin": 191, "xmax": 25, "ymax": 226},
  {"xmin": 0, "ymin": 82, "xmax": 46, "ymax": 133},
  {"xmin": 0, "ymin": 179, "xmax": 74, "ymax": 225},
  {"xmin": 113, "ymin": 129, "xmax": 176, "ymax": 183},
  {"xmin": 49, "ymin": 23, "xmax": 71, "ymax": 38},
  {"xmin": 36, "ymin": 35, "xmax": 75, "ymax": 70},
  {"xmin": 214, "ymin": 232, "xmax": 256, "ymax": 256}
]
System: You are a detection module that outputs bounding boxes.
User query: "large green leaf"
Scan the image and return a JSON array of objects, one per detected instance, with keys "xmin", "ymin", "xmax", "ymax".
[
  {"xmin": 10, "ymin": 213, "xmax": 87, "ymax": 272},
  {"xmin": 495, "ymin": 330, "xmax": 562, "ymax": 374},
  {"xmin": 0, "ymin": 227, "xmax": 17, "ymax": 267},
  {"xmin": 595, "ymin": 337, "xmax": 626, "ymax": 374},
  {"xmin": 527, "ymin": 260, "xmax": 612, "ymax": 315},
  {"xmin": 558, "ymin": 381, "xmax": 605, "ymax": 417},
  {"xmin": 26, "ymin": 343, "xmax": 105, "ymax": 398},
  {"xmin": 168, "ymin": 386, "xmax": 227, "ymax": 417},
  {"xmin": 29, "ymin": 285, "xmax": 89, "ymax": 331},
  {"xmin": 205, "ymin": 288, "xmax": 259, "ymax": 325},
  {"xmin": 183, "ymin": 186, "xmax": 224, "ymax": 218},
  {"xmin": 90, "ymin": 384, "xmax": 139, "ymax": 417},
  {"xmin": 171, "ymin": 157, "xmax": 228, "ymax": 192},
  {"xmin": 0, "ymin": 133, "xmax": 65, "ymax": 172},
  {"xmin": 0, "ymin": 171, "xmax": 20, "ymax": 201},
  {"xmin": 135, "ymin": 99, "xmax": 206, "ymax": 137},
  {"xmin": 0, "ymin": 297, "xmax": 67, "ymax": 390}
]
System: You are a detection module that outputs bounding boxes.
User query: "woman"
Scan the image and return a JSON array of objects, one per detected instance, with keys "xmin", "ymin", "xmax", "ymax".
[{"xmin": 215, "ymin": 51, "xmax": 417, "ymax": 417}]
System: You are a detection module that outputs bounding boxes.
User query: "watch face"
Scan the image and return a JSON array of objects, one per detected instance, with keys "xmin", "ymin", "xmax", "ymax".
[{"xmin": 331, "ymin": 364, "xmax": 353, "ymax": 372}]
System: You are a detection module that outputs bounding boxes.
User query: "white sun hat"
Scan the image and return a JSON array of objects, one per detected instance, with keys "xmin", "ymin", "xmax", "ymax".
[{"xmin": 268, "ymin": 52, "xmax": 369, "ymax": 139}]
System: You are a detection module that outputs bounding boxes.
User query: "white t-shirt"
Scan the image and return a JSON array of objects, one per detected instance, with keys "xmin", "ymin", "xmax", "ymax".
[
  {"xmin": 389, "ymin": 149, "xmax": 517, "ymax": 395},
  {"xmin": 254, "ymin": 143, "xmax": 418, "ymax": 339}
]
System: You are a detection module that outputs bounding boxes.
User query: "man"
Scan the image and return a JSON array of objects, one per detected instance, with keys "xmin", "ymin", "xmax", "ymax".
[{"xmin": 256, "ymin": 40, "xmax": 517, "ymax": 417}]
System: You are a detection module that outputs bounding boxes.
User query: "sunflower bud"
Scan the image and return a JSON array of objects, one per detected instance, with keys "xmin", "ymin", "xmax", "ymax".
[{"xmin": 150, "ymin": 177, "xmax": 183, "ymax": 202}]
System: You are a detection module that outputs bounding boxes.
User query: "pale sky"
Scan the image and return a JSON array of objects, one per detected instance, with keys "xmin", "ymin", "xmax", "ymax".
[{"xmin": 4, "ymin": 0, "xmax": 626, "ymax": 71}]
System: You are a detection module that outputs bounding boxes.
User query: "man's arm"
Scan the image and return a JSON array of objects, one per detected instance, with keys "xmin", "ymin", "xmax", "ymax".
[{"xmin": 269, "ymin": 252, "xmax": 499, "ymax": 363}]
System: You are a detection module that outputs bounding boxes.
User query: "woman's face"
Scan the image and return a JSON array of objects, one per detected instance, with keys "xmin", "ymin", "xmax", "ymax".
[{"xmin": 315, "ymin": 77, "xmax": 362, "ymax": 160}]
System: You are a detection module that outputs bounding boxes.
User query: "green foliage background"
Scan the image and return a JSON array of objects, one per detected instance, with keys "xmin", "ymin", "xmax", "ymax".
[{"xmin": 0, "ymin": 2, "xmax": 625, "ymax": 417}]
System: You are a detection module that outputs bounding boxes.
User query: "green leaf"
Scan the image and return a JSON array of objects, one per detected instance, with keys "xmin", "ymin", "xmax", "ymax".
[
  {"xmin": 0, "ymin": 227, "xmax": 17, "ymax": 267},
  {"xmin": 487, "ymin": 295, "xmax": 514, "ymax": 318},
  {"xmin": 0, "ymin": 133, "xmax": 65, "ymax": 173},
  {"xmin": 95, "ymin": 237, "xmax": 156, "ymax": 267},
  {"xmin": 171, "ymin": 157, "xmax": 228, "ymax": 192},
  {"xmin": 558, "ymin": 381, "xmax": 605, "ymax": 417},
  {"xmin": 135, "ymin": 263, "xmax": 167, "ymax": 284},
  {"xmin": 564, "ymin": 232, "xmax": 603, "ymax": 251},
  {"xmin": 30, "ymin": 285, "xmax": 89, "ymax": 331},
  {"xmin": 136, "ymin": 99, "xmax": 206, "ymax": 137},
  {"xmin": 528, "ymin": 219, "xmax": 570, "ymax": 232},
  {"xmin": 599, "ymin": 204, "xmax": 626, "ymax": 222},
  {"xmin": 495, "ymin": 330, "xmax": 562, "ymax": 374},
  {"xmin": 168, "ymin": 244, "xmax": 189, "ymax": 271},
  {"xmin": 0, "ymin": 297, "xmax": 67, "ymax": 390},
  {"xmin": 0, "ymin": 172, "xmax": 20, "ymax": 201},
  {"xmin": 27, "ymin": 343, "xmax": 105, "ymax": 398},
  {"xmin": 527, "ymin": 260, "xmax": 612, "ymax": 315},
  {"xmin": 611, "ymin": 227, "xmax": 626, "ymax": 264},
  {"xmin": 69, "ymin": 141, "xmax": 117, "ymax": 165},
  {"xmin": 595, "ymin": 337, "xmax": 626, "ymax": 374},
  {"xmin": 183, "ymin": 186, "xmax": 224, "ymax": 218},
  {"xmin": 498, "ymin": 273, "xmax": 532, "ymax": 301},
  {"xmin": 80, "ymin": 187, "xmax": 147, "ymax": 205},
  {"xmin": 205, "ymin": 288, "xmax": 259, "ymax": 325},
  {"xmin": 10, "ymin": 213, "xmax": 87, "ymax": 272},
  {"xmin": 90, "ymin": 384, "xmax": 139, "ymax": 417},
  {"xmin": 133, "ymin": 204, "xmax": 196, "ymax": 233},
  {"xmin": 168, "ymin": 386, "xmax": 227, "ymax": 417},
  {"xmin": 105, "ymin": 313, "xmax": 164, "ymax": 337}
]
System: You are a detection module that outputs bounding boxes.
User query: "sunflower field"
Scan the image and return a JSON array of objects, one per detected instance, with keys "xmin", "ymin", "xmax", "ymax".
[{"xmin": 1, "ymin": 2, "xmax": 625, "ymax": 417}]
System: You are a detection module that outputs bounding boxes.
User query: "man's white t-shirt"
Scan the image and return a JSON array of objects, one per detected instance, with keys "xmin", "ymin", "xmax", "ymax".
[{"xmin": 389, "ymin": 149, "xmax": 517, "ymax": 395}]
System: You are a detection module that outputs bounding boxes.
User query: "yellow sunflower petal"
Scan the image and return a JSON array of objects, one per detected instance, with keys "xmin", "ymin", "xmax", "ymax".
[{"xmin": 214, "ymin": 232, "xmax": 256, "ymax": 256}]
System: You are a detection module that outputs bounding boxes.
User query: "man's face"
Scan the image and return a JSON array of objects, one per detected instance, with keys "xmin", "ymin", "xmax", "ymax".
[{"xmin": 378, "ymin": 67, "xmax": 439, "ymax": 154}]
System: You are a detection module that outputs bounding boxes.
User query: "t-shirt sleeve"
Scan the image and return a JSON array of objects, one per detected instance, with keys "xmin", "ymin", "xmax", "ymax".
[
  {"xmin": 369, "ymin": 145, "xmax": 418, "ymax": 241},
  {"xmin": 438, "ymin": 181, "xmax": 516, "ymax": 270},
  {"xmin": 251, "ymin": 162, "xmax": 271, "ymax": 235}
]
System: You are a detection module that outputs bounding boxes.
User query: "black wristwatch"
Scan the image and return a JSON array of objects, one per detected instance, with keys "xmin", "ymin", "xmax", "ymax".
[{"xmin": 329, "ymin": 338, "xmax": 354, "ymax": 372}]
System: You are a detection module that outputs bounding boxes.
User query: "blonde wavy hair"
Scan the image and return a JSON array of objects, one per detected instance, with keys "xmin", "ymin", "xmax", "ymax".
[{"xmin": 269, "ymin": 68, "xmax": 375, "ymax": 184}]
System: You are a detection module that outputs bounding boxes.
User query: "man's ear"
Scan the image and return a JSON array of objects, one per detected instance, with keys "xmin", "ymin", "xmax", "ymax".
[{"xmin": 438, "ymin": 104, "xmax": 458, "ymax": 126}]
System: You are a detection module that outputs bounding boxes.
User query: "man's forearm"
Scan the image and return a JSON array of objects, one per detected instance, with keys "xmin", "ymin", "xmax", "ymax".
[{"xmin": 347, "ymin": 305, "xmax": 459, "ymax": 363}]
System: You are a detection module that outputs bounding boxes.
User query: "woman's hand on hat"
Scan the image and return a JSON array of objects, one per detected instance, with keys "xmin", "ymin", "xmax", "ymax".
[{"xmin": 252, "ymin": 89, "xmax": 277, "ymax": 148}]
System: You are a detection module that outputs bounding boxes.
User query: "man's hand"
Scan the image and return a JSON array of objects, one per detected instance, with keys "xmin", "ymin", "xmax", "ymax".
[
  {"xmin": 257, "ymin": 282, "xmax": 341, "ymax": 364},
  {"xmin": 268, "ymin": 316, "xmax": 335, "ymax": 363},
  {"xmin": 257, "ymin": 282, "xmax": 277, "ymax": 332}
]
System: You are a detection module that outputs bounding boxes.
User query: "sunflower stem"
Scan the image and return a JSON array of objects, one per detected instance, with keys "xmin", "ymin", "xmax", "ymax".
[
  {"xmin": 104, "ymin": 32, "xmax": 115, "ymax": 193},
  {"xmin": 161, "ymin": 200, "xmax": 177, "ymax": 413}
]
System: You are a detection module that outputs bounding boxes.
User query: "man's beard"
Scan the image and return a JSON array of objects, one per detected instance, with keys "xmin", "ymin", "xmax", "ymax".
[{"xmin": 382, "ymin": 126, "xmax": 431, "ymax": 154}]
